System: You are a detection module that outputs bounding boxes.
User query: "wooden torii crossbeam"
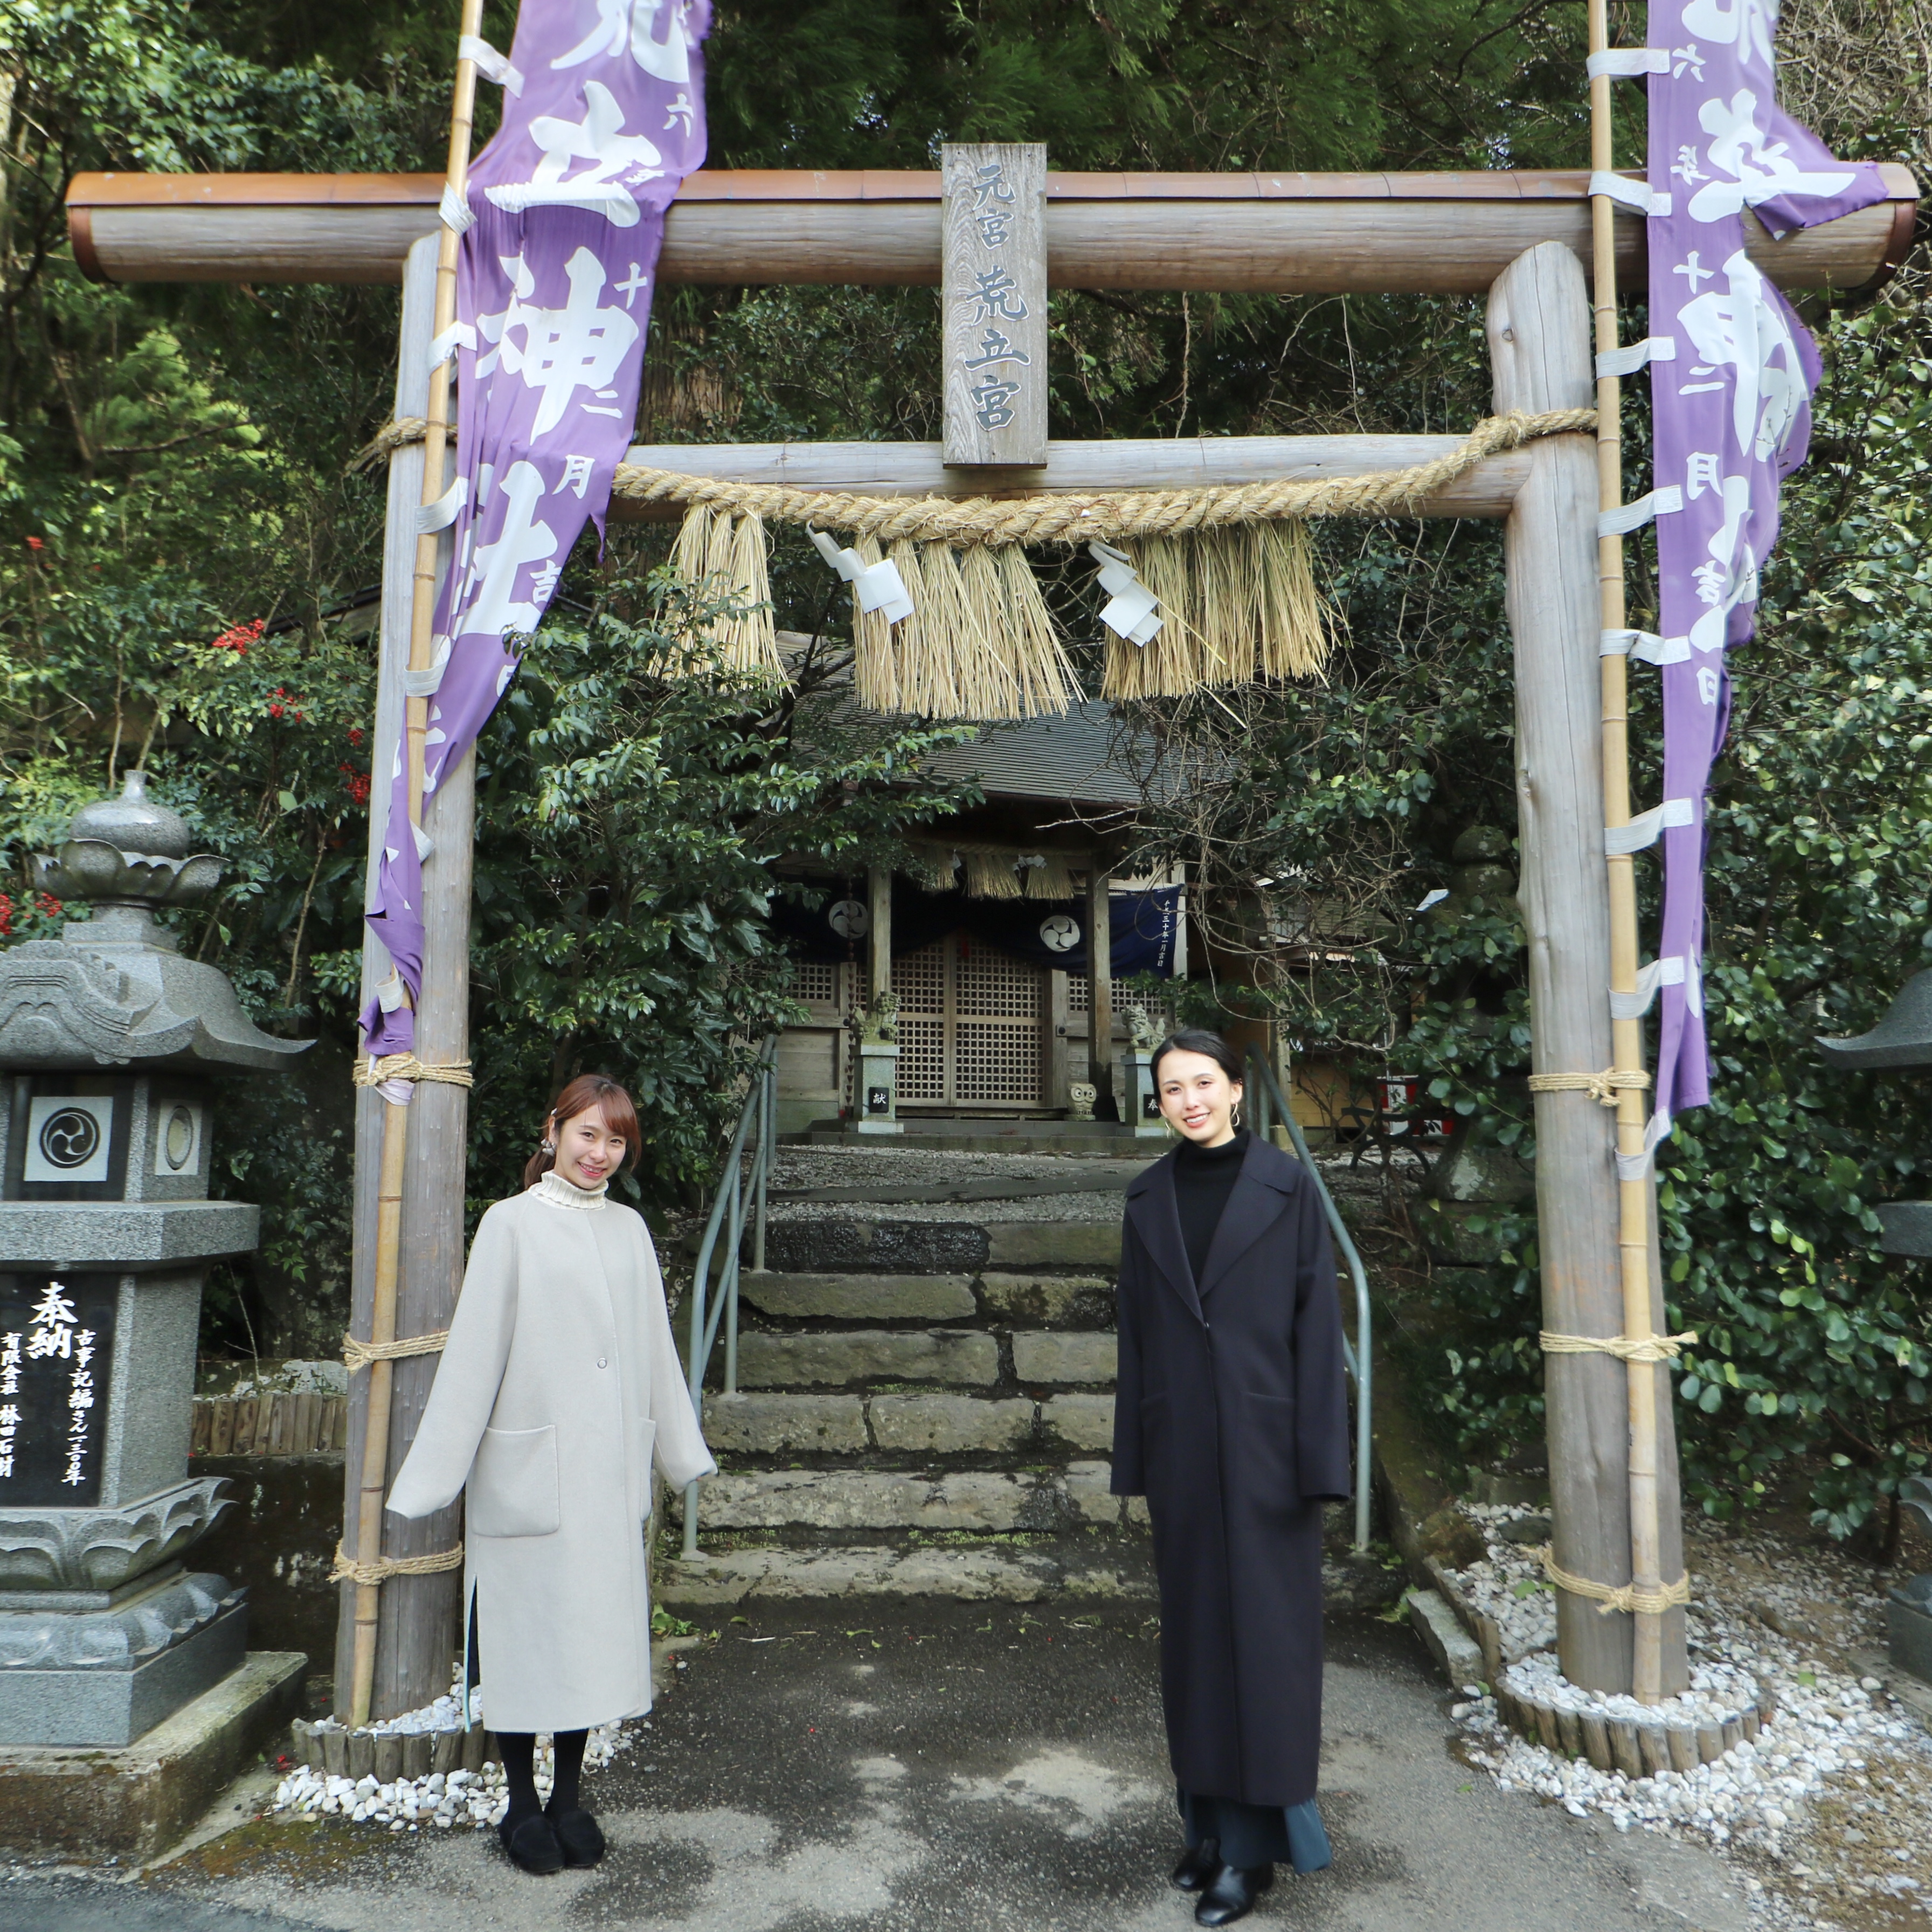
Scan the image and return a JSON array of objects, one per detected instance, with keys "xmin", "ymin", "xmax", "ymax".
[{"xmin": 67, "ymin": 157, "xmax": 1918, "ymax": 1720}]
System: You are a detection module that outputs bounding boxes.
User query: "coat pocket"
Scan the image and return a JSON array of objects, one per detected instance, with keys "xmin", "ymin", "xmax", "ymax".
[
  {"xmin": 637, "ymin": 1417, "xmax": 660, "ymax": 1521},
  {"xmin": 468, "ymin": 1424, "xmax": 560, "ymax": 1539}
]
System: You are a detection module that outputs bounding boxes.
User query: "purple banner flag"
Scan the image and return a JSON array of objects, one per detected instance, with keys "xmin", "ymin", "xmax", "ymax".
[
  {"xmin": 1636, "ymin": 0, "xmax": 1886, "ymax": 1158},
  {"xmin": 362, "ymin": 0, "xmax": 711, "ymax": 1055}
]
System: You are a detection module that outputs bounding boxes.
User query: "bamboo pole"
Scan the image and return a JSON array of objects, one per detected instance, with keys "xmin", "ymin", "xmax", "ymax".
[
  {"xmin": 347, "ymin": 0, "xmax": 484, "ymax": 1731},
  {"xmin": 1587, "ymin": 0, "xmax": 1678, "ymax": 1705}
]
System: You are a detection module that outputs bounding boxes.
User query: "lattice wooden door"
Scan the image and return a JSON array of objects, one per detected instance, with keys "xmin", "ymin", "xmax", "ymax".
[{"xmin": 891, "ymin": 933, "xmax": 1043, "ymax": 1109}]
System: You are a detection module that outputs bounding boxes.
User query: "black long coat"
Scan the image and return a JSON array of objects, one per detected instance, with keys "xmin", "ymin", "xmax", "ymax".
[{"xmin": 1111, "ymin": 1133, "xmax": 1352, "ymax": 1809}]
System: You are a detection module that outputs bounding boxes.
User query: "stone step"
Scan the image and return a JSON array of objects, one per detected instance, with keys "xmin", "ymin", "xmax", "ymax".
[
  {"xmin": 755, "ymin": 1218, "xmax": 1120, "ymax": 1277},
  {"xmin": 671, "ymin": 1462, "xmax": 1136, "ymax": 1533},
  {"xmin": 658, "ymin": 1542, "xmax": 1155, "ymax": 1605},
  {"xmin": 703, "ymin": 1390, "xmax": 1115, "ymax": 1457},
  {"xmin": 738, "ymin": 1270, "xmax": 1112, "ymax": 1328},
  {"xmin": 741, "ymin": 1273, "xmax": 978, "ymax": 1320},
  {"xmin": 731, "ymin": 1327, "xmax": 1118, "ymax": 1391},
  {"xmin": 737, "ymin": 1328, "xmax": 999, "ymax": 1388},
  {"xmin": 656, "ymin": 1541, "xmax": 1402, "ymax": 1611}
]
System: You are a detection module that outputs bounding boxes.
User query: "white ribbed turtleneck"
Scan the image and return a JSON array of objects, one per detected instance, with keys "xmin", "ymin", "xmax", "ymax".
[{"xmin": 531, "ymin": 1168, "xmax": 610, "ymax": 1211}]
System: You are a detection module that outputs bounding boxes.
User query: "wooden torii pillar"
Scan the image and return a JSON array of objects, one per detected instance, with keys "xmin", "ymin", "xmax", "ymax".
[{"xmin": 68, "ymin": 161, "xmax": 1916, "ymax": 1715}]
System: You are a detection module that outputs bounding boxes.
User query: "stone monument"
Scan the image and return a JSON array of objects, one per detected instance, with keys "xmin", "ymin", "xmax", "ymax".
[
  {"xmin": 849, "ymin": 989, "xmax": 904, "ymax": 1135},
  {"xmin": 0, "ymin": 774, "xmax": 308, "ymax": 1846}
]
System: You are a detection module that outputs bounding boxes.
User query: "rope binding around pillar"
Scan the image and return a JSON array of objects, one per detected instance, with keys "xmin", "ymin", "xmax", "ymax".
[
  {"xmin": 351, "ymin": 1054, "xmax": 475, "ymax": 1088},
  {"xmin": 1538, "ymin": 1546, "xmax": 1693, "ymax": 1617},
  {"xmin": 1539, "ymin": 1328, "xmax": 1698, "ymax": 1364},
  {"xmin": 1526, "ymin": 1066, "xmax": 1651, "ymax": 1106},
  {"xmin": 341, "ymin": 1329, "xmax": 449, "ymax": 1371},
  {"xmin": 329, "ymin": 1542, "xmax": 465, "ymax": 1587}
]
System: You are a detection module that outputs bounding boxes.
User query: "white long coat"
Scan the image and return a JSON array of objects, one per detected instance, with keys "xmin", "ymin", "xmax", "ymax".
[{"xmin": 386, "ymin": 1176, "xmax": 714, "ymax": 1734}]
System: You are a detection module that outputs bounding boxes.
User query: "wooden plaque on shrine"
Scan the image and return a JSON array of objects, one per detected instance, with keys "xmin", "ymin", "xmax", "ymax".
[{"xmin": 941, "ymin": 143, "xmax": 1048, "ymax": 468}]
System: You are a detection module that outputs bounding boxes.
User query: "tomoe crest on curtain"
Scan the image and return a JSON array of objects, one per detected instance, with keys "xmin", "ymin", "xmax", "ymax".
[
  {"xmin": 361, "ymin": 0, "xmax": 711, "ymax": 1056},
  {"xmin": 1633, "ymin": 0, "xmax": 1886, "ymax": 1160}
]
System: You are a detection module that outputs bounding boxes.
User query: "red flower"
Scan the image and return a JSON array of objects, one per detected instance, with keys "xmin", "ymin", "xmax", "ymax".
[
  {"xmin": 340, "ymin": 763, "xmax": 371, "ymax": 807},
  {"xmin": 0, "ymin": 895, "xmax": 12, "ymax": 938},
  {"xmin": 348, "ymin": 726, "xmax": 365, "ymax": 747},
  {"xmin": 24, "ymin": 536, "xmax": 43, "ymax": 551},
  {"xmin": 211, "ymin": 618, "xmax": 263, "ymax": 656}
]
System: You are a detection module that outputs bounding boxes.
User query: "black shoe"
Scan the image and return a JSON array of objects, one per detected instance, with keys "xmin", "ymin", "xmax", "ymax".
[
  {"xmin": 1195, "ymin": 1863, "xmax": 1273, "ymax": 1927},
  {"xmin": 544, "ymin": 1798, "xmax": 607, "ymax": 1868},
  {"xmin": 498, "ymin": 1810, "xmax": 564, "ymax": 1875},
  {"xmin": 1172, "ymin": 1841, "xmax": 1220, "ymax": 1892}
]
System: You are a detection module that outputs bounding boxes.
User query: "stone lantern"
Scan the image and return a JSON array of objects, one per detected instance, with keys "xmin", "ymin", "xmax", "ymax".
[
  {"xmin": 0, "ymin": 772, "xmax": 307, "ymax": 1756},
  {"xmin": 1819, "ymin": 975, "xmax": 1932, "ymax": 1684}
]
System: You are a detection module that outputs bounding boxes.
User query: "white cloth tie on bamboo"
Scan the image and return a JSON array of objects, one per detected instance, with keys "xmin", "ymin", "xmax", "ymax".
[
  {"xmin": 806, "ymin": 527, "xmax": 915, "ymax": 623},
  {"xmin": 1585, "ymin": 46, "xmax": 1672, "ymax": 77},
  {"xmin": 1617, "ymin": 1109, "xmax": 1673, "ymax": 1183},
  {"xmin": 427, "ymin": 322, "xmax": 477, "ymax": 372},
  {"xmin": 458, "ymin": 34, "xmax": 524, "ymax": 93},
  {"xmin": 1589, "ymin": 172, "xmax": 1673, "ymax": 218},
  {"xmin": 401, "ymin": 636, "xmax": 453, "ymax": 698},
  {"xmin": 1596, "ymin": 336, "xmax": 1678, "ymax": 378},
  {"xmin": 439, "ymin": 183, "xmax": 474, "ymax": 234},
  {"xmin": 1599, "ymin": 486, "xmax": 1684, "ymax": 538},
  {"xmin": 1601, "ymin": 628, "xmax": 1691, "ymax": 665},
  {"xmin": 411, "ymin": 821, "xmax": 434, "ymax": 863},
  {"xmin": 1610, "ymin": 954, "xmax": 1687, "ymax": 1020},
  {"xmin": 1605, "ymin": 797, "xmax": 1695, "ymax": 855},
  {"xmin": 414, "ymin": 479, "xmax": 467, "ymax": 535},
  {"xmin": 532, "ymin": 1170, "xmax": 611, "ymax": 1211}
]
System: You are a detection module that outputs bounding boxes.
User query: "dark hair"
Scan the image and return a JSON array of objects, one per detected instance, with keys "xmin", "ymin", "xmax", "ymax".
[
  {"xmin": 1150, "ymin": 1028, "xmax": 1245, "ymax": 1086},
  {"xmin": 524, "ymin": 1075, "xmax": 643, "ymax": 1187}
]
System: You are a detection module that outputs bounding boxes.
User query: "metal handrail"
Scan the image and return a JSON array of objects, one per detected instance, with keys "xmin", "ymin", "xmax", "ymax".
[
  {"xmin": 682, "ymin": 1034, "xmax": 780, "ymax": 1559},
  {"xmin": 1245, "ymin": 1048, "xmax": 1373, "ymax": 1554}
]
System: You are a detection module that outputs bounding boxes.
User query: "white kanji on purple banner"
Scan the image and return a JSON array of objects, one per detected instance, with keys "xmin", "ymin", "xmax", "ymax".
[
  {"xmin": 1638, "ymin": 0, "xmax": 1885, "ymax": 1157},
  {"xmin": 363, "ymin": 0, "xmax": 711, "ymax": 1054}
]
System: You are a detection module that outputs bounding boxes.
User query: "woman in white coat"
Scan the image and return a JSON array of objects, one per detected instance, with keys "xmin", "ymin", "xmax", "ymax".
[{"xmin": 386, "ymin": 1074, "xmax": 715, "ymax": 1874}]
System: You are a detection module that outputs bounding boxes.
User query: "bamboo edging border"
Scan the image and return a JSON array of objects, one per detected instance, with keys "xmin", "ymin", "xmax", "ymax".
[
  {"xmin": 292, "ymin": 1716, "xmax": 494, "ymax": 1782},
  {"xmin": 345, "ymin": 0, "xmax": 485, "ymax": 1733},
  {"xmin": 1495, "ymin": 1681, "xmax": 1774, "ymax": 1776},
  {"xmin": 192, "ymin": 1393, "xmax": 348, "ymax": 1457}
]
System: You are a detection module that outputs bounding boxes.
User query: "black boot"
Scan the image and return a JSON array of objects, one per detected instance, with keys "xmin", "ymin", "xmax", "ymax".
[
  {"xmin": 498, "ymin": 1811, "xmax": 564, "ymax": 1875},
  {"xmin": 1172, "ymin": 1840, "xmax": 1220, "ymax": 1892},
  {"xmin": 545, "ymin": 1797, "xmax": 607, "ymax": 1868},
  {"xmin": 1195, "ymin": 1862, "xmax": 1273, "ymax": 1927}
]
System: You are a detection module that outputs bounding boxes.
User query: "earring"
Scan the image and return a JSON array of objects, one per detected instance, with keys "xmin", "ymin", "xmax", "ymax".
[
  {"xmin": 541, "ymin": 1137, "xmax": 556, "ymax": 1154},
  {"xmin": 1231, "ymin": 1101, "xmax": 1242, "ymax": 1128}
]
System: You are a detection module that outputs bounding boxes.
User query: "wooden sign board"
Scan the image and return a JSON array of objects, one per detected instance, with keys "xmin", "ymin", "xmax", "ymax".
[{"xmin": 941, "ymin": 144, "xmax": 1048, "ymax": 467}]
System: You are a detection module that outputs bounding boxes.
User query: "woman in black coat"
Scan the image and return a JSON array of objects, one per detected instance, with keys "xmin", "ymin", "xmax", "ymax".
[{"xmin": 1111, "ymin": 1029, "xmax": 1352, "ymax": 1928}]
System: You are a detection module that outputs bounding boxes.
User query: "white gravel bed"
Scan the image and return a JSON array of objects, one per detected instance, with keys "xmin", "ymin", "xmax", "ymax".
[
  {"xmin": 1441, "ymin": 1501, "xmax": 1932, "ymax": 1919},
  {"xmin": 273, "ymin": 1680, "xmax": 628, "ymax": 1832}
]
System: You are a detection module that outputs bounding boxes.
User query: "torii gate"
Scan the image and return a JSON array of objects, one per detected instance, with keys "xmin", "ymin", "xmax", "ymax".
[{"xmin": 68, "ymin": 147, "xmax": 1918, "ymax": 1725}]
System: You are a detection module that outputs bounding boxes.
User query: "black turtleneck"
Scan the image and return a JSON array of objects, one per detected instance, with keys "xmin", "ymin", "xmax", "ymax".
[{"xmin": 1172, "ymin": 1126, "xmax": 1251, "ymax": 1283}]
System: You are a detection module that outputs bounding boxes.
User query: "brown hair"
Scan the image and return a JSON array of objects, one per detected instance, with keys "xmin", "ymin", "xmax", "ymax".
[{"xmin": 523, "ymin": 1075, "xmax": 643, "ymax": 1187}]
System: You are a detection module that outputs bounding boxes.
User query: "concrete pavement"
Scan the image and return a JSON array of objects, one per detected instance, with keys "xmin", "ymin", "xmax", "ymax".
[{"xmin": 4, "ymin": 1602, "xmax": 1752, "ymax": 1930}]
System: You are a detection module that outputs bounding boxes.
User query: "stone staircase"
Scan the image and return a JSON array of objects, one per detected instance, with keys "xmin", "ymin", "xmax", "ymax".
[{"xmin": 657, "ymin": 1152, "xmax": 1157, "ymax": 1608}]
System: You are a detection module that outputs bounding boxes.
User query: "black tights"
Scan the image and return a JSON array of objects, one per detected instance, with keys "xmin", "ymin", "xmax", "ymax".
[{"xmin": 498, "ymin": 1729, "xmax": 589, "ymax": 1829}]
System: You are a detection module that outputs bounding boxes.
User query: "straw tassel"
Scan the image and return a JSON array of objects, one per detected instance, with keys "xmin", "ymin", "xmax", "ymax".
[
  {"xmin": 851, "ymin": 533, "xmax": 899, "ymax": 713},
  {"xmin": 722, "ymin": 511, "xmax": 780, "ymax": 680},
  {"xmin": 1025, "ymin": 851, "xmax": 1077, "ymax": 899},
  {"xmin": 1256, "ymin": 522, "xmax": 1331, "ymax": 681},
  {"xmin": 962, "ymin": 848, "xmax": 1023, "ymax": 898}
]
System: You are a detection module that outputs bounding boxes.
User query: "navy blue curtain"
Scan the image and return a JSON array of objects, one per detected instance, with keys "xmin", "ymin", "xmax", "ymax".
[{"xmin": 772, "ymin": 881, "xmax": 1179, "ymax": 979}]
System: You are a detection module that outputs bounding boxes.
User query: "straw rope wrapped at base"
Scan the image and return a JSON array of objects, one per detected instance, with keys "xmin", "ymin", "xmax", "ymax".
[
  {"xmin": 356, "ymin": 406, "xmax": 1593, "ymax": 721},
  {"xmin": 330, "ymin": 1541, "xmax": 465, "ymax": 1587}
]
